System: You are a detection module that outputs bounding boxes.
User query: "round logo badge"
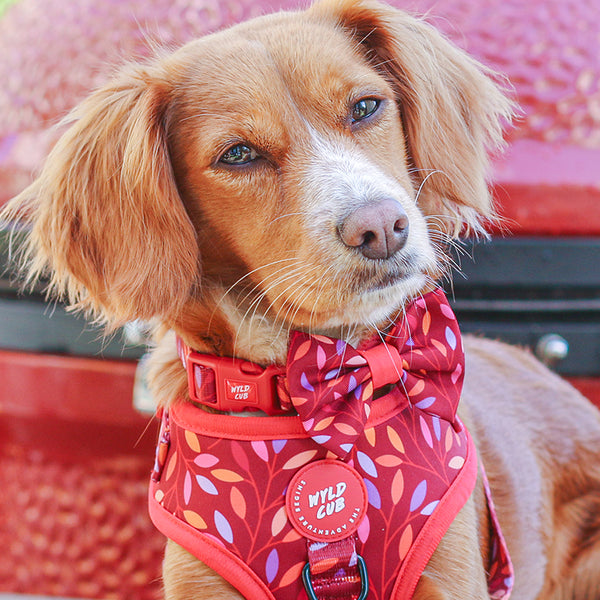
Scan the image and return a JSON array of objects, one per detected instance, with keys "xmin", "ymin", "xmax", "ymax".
[{"xmin": 285, "ymin": 459, "xmax": 368, "ymax": 542}]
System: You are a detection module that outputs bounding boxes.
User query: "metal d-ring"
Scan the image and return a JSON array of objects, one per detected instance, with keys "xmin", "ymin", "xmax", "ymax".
[{"xmin": 302, "ymin": 554, "xmax": 369, "ymax": 600}]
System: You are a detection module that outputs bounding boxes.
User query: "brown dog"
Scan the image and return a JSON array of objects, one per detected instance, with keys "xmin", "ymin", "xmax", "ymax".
[{"xmin": 3, "ymin": 0, "xmax": 600, "ymax": 598}]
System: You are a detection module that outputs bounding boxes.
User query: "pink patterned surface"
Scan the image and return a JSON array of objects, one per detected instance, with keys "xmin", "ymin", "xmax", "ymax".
[
  {"xmin": 0, "ymin": 0, "xmax": 302, "ymax": 204},
  {"xmin": 401, "ymin": 0, "xmax": 600, "ymax": 234},
  {"xmin": 403, "ymin": 0, "xmax": 600, "ymax": 149},
  {"xmin": 0, "ymin": 438, "xmax": 165, "ymax": 599},
  {"xmin": 0, "ymin": 0, "xmax": 301, "ymax": 135},
  {"xmin": 3, "ymin": 0, "xmax": 597, "ymax": 149},
  {"xmin": 2, "ymin": 0, "xmax": 599, "ymax": 231}
]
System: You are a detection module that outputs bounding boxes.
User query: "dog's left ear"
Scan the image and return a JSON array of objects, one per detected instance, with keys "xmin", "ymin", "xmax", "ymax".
[
  {"xmin": 311, "ymin": 0, "xmax": 515, "ymax": 236},
  {"xmin": 1, "ymin": 60, "xmax": 200, "ymax": 328}
]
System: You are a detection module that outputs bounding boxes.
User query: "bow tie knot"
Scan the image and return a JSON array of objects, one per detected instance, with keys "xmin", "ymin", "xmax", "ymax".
[
  {"xmin": 357, "ymin": 342, "xmax": 405, "ymax": 390},
  {"xmin": 286, "ymin": 289, "xmax": 464, "ymax": 459}
]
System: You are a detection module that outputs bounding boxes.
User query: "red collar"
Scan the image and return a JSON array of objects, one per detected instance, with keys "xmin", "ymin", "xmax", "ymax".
[{"xmin": 176, "ymin": 337, "xmax": 292, "ymax": 415}]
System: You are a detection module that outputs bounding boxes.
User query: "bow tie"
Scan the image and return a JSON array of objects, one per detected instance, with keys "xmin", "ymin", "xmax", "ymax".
[{"xmin": 286, "ymin": 288, "xmax": 464, "ymax": 459}]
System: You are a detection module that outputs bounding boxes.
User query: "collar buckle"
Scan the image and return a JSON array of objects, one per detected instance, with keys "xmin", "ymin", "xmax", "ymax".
[{"xmin": 181, "ymin": 343, "xmax": 288, "ymax": 415}]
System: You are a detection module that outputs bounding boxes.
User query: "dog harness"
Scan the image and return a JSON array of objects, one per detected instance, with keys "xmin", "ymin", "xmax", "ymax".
[{"xmin": 149, "ymin": 289, "xmax": 513, "ymax": 599}]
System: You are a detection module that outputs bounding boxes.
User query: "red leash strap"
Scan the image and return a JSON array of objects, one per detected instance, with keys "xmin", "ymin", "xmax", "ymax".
[{"xmin": 303, "ymin": 537, "xmax": 368, "ymax": 600}]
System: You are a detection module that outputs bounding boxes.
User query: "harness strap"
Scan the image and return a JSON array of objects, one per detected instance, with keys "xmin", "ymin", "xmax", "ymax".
[
  {"xmin": 303, "ymin": 537, "xmax": 368, "ymax": 600},
  {"xmin": 481, "ymin": 465, "xmax": 514, "ymax": 598}
]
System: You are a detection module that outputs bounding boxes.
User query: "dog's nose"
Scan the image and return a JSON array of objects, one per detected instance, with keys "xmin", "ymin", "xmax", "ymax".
[{"xmin": 339, "ymin": 199, "xmax": 410, "ymax": 259}]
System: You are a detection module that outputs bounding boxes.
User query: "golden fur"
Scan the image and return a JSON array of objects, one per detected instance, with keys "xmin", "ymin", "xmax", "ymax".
[{"xmin": 2, "ymin": 0, "xmax": 600, "ymax": 598}]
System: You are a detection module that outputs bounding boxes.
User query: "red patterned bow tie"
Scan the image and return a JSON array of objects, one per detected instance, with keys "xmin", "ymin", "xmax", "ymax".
[{"xmin": 286, "ymin": 288, "xmax": 464, "ymax": 459}]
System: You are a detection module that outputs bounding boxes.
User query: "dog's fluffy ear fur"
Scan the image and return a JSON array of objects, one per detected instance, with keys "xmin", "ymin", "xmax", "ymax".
[
  {"xmin": 312, "ymin": 0, "xmax": 514, "ymax": 236},
  {"xmin": 2, "ymin": 62, "xmax": 199, "ymax": 326}
]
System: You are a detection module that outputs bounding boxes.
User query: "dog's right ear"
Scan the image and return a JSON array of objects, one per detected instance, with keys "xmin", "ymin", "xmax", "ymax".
[{"xmin": 1, "ymin": 60, "xmax": 199, "ymax": 326}]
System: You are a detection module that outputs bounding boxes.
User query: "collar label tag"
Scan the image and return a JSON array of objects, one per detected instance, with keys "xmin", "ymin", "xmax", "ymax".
[{"xmin": 225, "ymin": 379, "xmax": 258, "ymax": 405}]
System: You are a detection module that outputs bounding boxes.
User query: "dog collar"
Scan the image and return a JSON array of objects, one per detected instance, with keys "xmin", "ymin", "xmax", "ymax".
[{"xmin": 176, "ymin": 337, "xmax": 292, "ymax": 415}]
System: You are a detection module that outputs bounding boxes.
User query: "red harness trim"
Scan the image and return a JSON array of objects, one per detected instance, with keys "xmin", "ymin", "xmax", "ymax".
[{"xmin": 148, "ymin": 494, "xmax": 274, "ymax": 598}]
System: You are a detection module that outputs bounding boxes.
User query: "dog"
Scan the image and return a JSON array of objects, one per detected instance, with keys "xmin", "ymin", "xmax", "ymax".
[{"xmin": 3, "ymin": 0, "xmax": 600, "ymax": 598}]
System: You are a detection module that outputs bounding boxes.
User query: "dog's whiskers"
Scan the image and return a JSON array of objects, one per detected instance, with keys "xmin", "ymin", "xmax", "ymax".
[
  {"xmin": 273, "ymin": 270, "xmax": 324, "ymax": 341},
  {"xmin": 262, "ymin": 263, "xmax": 329, "ymax": 332},
  {"xmin": 260, "ymin": 267, "xmax": 319, "ymax": 325},
  {"xmin": 244, "ymin": 270, "xmax": 324, "ymax": 357},
  {"xmin": 236, "ymin": 262, "xmax": 312, "ymax": 320},
  {"xmin": 233, "ymin": 263, "xmax": 320, "ymax": 357},
  {"xmin": 414, "ymin": 169, "xmax": 446, "ymax": 205},
  {"xmin": 267, "ymin": 211, "xmax": 310, "ymax": 225},
  {"xmin": 235, "ymin": 261, "xmax": 309, "ymax": 314},
  {"xmin": 208, "ymin": 258, "xmax": 303, "ymax": 334},
  {"xmin": 306, "ymin": 264, "xmax": 338, "ymax": 335},
  {"xmin": 215, "ymin": 258, "xmax": 302, "ymax": 307},
  {"xmin": 231, "ymin": 264, "xmax": 309, "ymax": 344},
  {"xmin": 426, "ymin": 234, "xmax": 468, "ymax": 289}
]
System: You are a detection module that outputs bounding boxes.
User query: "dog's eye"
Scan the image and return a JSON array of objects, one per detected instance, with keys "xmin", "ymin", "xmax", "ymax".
[
  {"xmin": 220, "ymin": 144, "xmax": 259, "ymax": 165},
  {"xmin": 351, "ymin": 98, "xmax": 380, "ymax": 123}
]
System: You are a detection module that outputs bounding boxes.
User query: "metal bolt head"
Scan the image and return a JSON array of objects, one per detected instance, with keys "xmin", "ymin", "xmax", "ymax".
[{"xmin": 535, "ymin": 333, "xmax": 569, "ymax": 365}]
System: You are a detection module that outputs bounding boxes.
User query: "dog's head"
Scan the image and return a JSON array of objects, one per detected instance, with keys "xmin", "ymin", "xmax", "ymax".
[{"xmin": 3, "ymin": 0, "xmax": 513, "ymax": 348}]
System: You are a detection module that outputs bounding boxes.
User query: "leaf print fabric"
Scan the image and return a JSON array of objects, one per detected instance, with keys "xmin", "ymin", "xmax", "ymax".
[
  {"xmin": 286, "ymin": 288, "xmax": 465, "ymax": 459},
  {"xmin": 150, "ymin": 399, "xmax": 483, "ymax": 600}
]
